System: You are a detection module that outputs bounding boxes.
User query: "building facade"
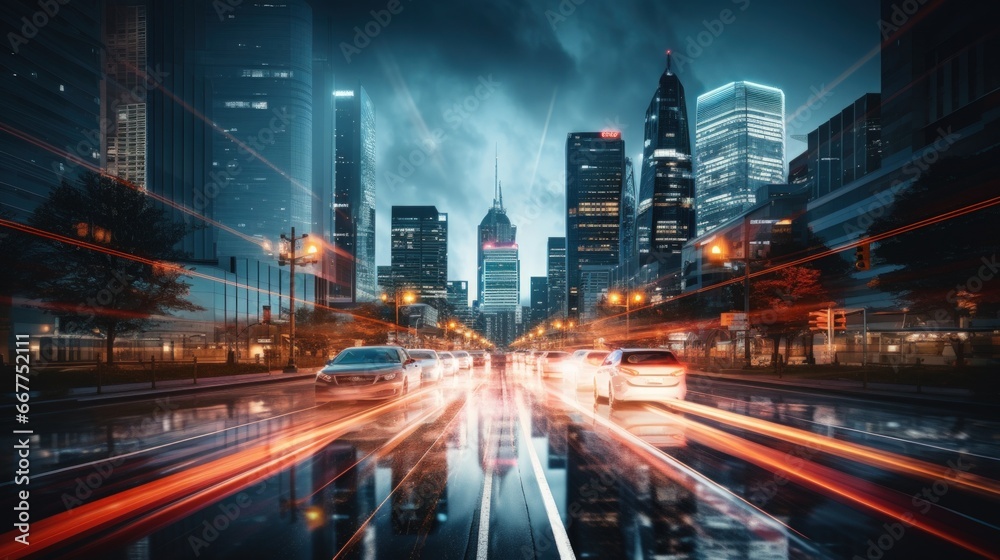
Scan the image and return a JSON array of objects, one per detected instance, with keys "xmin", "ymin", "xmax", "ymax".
[
  {"xmin": 803, "ymin": 93, "xmax": 881, "ymax": 200},
  {"xmin": 103, "ymin": 2, "xmax": 147, "ymax": 188},
  {"xmin": 390, "ymin": 206, "xmax": 448, "ymax": 306},
  {"xmin": 529, "ymin": 276, "xmax": 549, "ymax": 328},
  {"xmin": 477, "ymin": 161, "xmax": 516, "ymax": 304},
  {"xmin": 203, "ymin": 0, "xmax": 314, "ymax": 260},
  {"xmin": 695, "ymin": 81, "xmax": 785, "ymax": 236},
  {"xmin": 447, "ymin": 280, "xmax": 471, "ymax": 326},
  {"xmin": 547, "ymin": 237, "xmax": 567, "ymax": 318},
  {"xmin": 565, "ymin": 132, "xmax": 624, "ymax": 319},
  {"xmin": 637, "ymin": 54, "xmax": 695, "ymax": 271},
  {"xmin": 329, "ymin": 86, "xmax": 377, "ymax": 303}
]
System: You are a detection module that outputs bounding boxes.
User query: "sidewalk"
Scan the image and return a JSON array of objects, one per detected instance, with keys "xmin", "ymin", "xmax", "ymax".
[
  {"xmin": 686, "ymin": 367, "xmax": 991, "ymax": 407},
  {"xmin": 22, "ymin": 368, "xmax": 318, "ymax": 409}
]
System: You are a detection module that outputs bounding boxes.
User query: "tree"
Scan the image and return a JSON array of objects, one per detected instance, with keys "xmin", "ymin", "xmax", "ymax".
[
  {"xmin": 868, "ymin": 148, "xmax": 1000, "ymax": 366},
  {"xmin": 22, "ymin": 172, "xmax": 203, "ymax": 365},
  {"xmin": 751, "ymin": 266, "xmax": 829, "ymax": 364}
]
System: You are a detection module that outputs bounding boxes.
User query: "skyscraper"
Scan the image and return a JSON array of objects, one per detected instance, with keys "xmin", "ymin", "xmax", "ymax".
[
  {"xmin": 204, "ymin": 0, "xmax": 314, "ymax": 260},
  {"xmin": 695, "ymin": 81, "xmax": 785, "ymax": 235},
  {"xmin": 390, "ymin": 206, "xmax": 448, "ymax": 306},
  {"xmin": 1, "ymin": 0, "xmax": 102, "ymax": 221},
  {"xmin": 480, "ymin": 243, "xmax": 520, "ymax": 345},
  {"xmin": 804, "ymin": 93, "xmax": 881, "ymax": 200},
  {"xmin": 530, "ymin": 277, "xmax": 549, "ymax": 327},
  {"xmin": 565, "ymin": 132, "xmax": 624, "ymax": 319},
  {"xmin": 547, "ymin": 237, "xmax": 567, "ymax": 318},
  {"xmin": 104, "ymin": 3, "xmax": 147, "ymax": 188},
  {"xmin": 447, "ymin": 280, "xmax": 471, "ymax": 325},
  {"xmin": 637, "ymin": 53, "xmax": 695, "ymax": 271},
  {"xmin": 329, "ymin": 86, "xmax": 377, "ymax": 303},
  {"xmin": 481, "ymin": 245, "xmax": 520, "ymax": 311},
  {"xmin": 620, "ymin": 158, "xmax": 637, "ymax": 278},
  {"xmin": 146, "ymin": 0, "xmax": 214, "ymax": 261},
  {"xmin": 477, "ymin": 152, "xmax": 516, "ymax": 304}
]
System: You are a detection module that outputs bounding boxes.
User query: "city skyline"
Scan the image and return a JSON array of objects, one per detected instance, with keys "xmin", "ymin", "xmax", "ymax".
[{"xmin": 334, "ymin": 0, "xmax": 880, "ymax": 305}]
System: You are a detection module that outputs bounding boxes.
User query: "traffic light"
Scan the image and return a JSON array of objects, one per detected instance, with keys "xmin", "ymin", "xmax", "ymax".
[
  {"xmin": 855, "ymin": 243, "xmax": 871, "ymax": 271},
  {"xmin": 833, "ymin": 310, "xmax": 847, "ymax": 331},
  {"xmin": 809, "ymin": 309, "xmax": 831, "ymax": 332}
]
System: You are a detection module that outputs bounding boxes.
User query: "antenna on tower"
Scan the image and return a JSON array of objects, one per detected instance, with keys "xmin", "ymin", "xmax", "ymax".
[
  {"xmin": 666, "ymin": 49, "xmax": 672, "ymax": 74},
  {"xmin": 494, "ymin": 143, "xmax": 499, "ymax": 208}
]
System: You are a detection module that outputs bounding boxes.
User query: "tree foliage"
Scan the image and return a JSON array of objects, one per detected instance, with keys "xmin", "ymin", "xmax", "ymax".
[
  {"xmin": 22, "ymin": 172, "xmax": 203, "ymax": 364},
  {"xmin": 868, "ymin": 148, "xmax": 1000, "ymax": 322}
]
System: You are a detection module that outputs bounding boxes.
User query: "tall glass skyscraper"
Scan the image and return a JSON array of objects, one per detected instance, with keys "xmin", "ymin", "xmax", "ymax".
[
  {"xmin": 565, "ymin": 132, "xmax": 624, "ymax": 319},
  {"xmin": 620, "ymin": 157, "xmax": 637, "ymax": 278},
  {"xmin": 477, "ymin": 154, "xmax": 516, "ymax": 304},
  {"xmin": 1, "ymin": 0, "xmax": 102, "ymax": 221},
  {"xmin": 390, "ymin": 206, "xmax": 448, "ymax": 305},
  {"xmin": 481, "ymin": 244, "xmax": 520, "ymax": 312},
  {"xmin": 104, "ymin": 3, "xmax": 147, "ymax": 188},
  {"xmin": 330, "ymin": 86, "xmax": 376, "ymax": 303},
  {"xmin": 204, "ymin": 0, "xmax": 313, "ymax": 260},
  {"xmin": 547, "ymin": 237, "xmax": 567, "ymax": 318},
  {"xmin": 637, "ymin": 54, "xmax": 694, "ymax": 271},
  {"xmin": 695, "ymin": 81, "xmax": 785, "ymax": 235}
]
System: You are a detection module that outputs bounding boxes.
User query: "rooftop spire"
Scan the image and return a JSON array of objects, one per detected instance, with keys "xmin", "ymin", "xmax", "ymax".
[
  {"xmin": 666, "ymin": 49, "xmax": 672, "ymax": 75},
  {"xmin": 498, "ymin": 180, "xmax": 504, "ymax": 210},
  {"xmin": 494, "ymin": 143, "xmax": 499, "ymax": 209}
]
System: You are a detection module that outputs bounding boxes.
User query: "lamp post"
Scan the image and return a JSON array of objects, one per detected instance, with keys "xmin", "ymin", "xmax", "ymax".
[
  {"xmin": 278, "ymin": 227, "xmax": 318, "ymax": 373},
  {"xmin": 742, "ymin": 216, "xmax": 752, "ymax": 369},
  {"xmin": 609, "ymin": 292, "xmax": 644, "ymax": 342},
  {"xmin": 381, "ymin": 291, "xmax": 415, "ymax": 343}
]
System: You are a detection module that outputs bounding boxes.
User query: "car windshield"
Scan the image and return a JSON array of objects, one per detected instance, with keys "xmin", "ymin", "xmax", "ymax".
[
  {"xmin": 585, "ymin": 352, "xmax": 609, "ymax": 365},
  {"xmin": 439, "ymin": 353, "xmax": 453, "ymax": 359},
  {"xmin": 623, "ymin": 351, "xmax": 679, "ymax": 365},
  {"xmin": 455, "ymin": 351, "xmax": 469, "ymax": 357},
  {"xmin": 547, "ymin": 352, "xmax": 570, "ymax": 358},
  {"xmin": 332, "ymin": 348, "xmax": 400, "ymax": 365},
  {"xmin": 409, "ymin": 351, "xmax": 435, "ymax": 359}
]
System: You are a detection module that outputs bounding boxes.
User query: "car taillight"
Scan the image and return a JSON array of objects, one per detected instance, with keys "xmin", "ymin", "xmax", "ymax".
[{"xmin": 620, "ymin": 367, "xmax": 639, "ymax": 376}]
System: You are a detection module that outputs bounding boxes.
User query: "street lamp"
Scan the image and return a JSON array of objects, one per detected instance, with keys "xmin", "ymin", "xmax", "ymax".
[
  {"xmin": 609, "ymin": 291, "xmax": 644, "ymax": 342},
  {"xmin": 382, "ymin": 291, "xmax": 415, "ymax": 343},
  {"xmin": 278, "ymin": 227, "xmax": 318, "ymax": 373}
]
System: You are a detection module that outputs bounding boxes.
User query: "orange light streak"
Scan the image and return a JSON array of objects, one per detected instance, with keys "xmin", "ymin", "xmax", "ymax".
[
  {"xmin": 0, "ymin": 392, "xmax": 434, "ymax": 559},
  {"xmin": 639, "ymin": 405, "xmax": 998, "ymax": 559}
]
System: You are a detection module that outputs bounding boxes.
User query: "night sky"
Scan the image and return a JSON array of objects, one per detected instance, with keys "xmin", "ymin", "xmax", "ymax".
[{"xmin": 321, "ymin": 0, "xmax": 880, "ymax": 305}]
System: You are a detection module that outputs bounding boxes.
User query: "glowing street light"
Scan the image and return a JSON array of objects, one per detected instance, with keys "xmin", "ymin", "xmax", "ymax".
[{"xmin": 277, "ymin": 227, "xmax": 318, "ymax": 372}]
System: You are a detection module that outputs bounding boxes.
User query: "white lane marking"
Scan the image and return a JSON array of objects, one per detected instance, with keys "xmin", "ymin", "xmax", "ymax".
[
  {"xmin": 516, "ymin": 395, "xmax": 576, "ymax": 560},
  {"xmin": 476, "ymin": 458, "xmax": 494, "ymax": 560}
]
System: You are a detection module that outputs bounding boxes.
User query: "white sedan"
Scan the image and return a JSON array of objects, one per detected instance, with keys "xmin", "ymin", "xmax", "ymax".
[{"xmin": 594, "ymin": 349, "xmax": 686, "ymax": 408}]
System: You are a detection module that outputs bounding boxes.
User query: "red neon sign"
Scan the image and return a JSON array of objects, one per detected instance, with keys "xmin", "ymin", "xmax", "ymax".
[{"xmin": 600, "ymin": 131, "xmax": 621, "ymax": 139}]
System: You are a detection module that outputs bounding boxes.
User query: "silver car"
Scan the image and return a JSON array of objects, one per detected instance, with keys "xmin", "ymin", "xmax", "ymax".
[
  {"xmin": 594, "ymin": 349, "xmax": 687, "ymax": 408},
  {"xmin": 408, "ymin": 348, "xmax": 443, "ymax": 381},
  {"xmin": 315, "ymin": 346, "xmax": 422, "ymax": 402}
]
